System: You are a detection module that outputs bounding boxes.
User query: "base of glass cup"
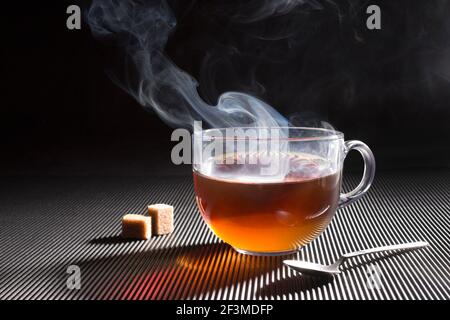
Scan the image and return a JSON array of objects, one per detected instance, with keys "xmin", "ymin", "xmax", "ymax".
[{"xmin": 233, "ymin": 247, "xmax": 299, "ymax": 256}]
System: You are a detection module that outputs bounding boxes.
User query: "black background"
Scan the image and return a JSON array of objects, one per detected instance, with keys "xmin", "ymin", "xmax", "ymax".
[{"xmin": 1, "ymin": 0, "xmax": 450, "ymax": 176}]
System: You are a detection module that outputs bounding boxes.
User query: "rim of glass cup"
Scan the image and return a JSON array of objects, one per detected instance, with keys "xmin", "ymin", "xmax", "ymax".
[{"xmin": 198, "ymin": 127, "xmax": 344, "ymax": 142}]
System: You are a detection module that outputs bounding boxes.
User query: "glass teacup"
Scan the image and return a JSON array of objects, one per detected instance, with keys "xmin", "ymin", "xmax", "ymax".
[{"xmin": 193, "ymin": 127, "xmax": 375, "ymax": 256}]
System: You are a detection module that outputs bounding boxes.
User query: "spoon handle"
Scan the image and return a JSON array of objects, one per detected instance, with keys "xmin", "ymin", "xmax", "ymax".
[{"xmin": 342, "ymin": 241, "xmax": 429, "ymax": 259}]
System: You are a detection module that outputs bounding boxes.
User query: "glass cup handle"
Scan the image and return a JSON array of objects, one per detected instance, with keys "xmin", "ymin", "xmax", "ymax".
[{"xmin": 339, "ymin": 140, "xmax": 376, "ymax": 209}]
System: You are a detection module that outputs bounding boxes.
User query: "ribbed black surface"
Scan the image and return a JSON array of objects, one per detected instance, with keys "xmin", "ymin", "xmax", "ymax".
[{"xmin": 0, "ymin": 172, "xmax": 449, "ymax": 300}]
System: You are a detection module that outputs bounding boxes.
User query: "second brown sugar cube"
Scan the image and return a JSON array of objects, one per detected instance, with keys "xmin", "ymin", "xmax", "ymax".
[{"xmin": 147, "ymin": 204, "xmax": 174, "ymax": 235}]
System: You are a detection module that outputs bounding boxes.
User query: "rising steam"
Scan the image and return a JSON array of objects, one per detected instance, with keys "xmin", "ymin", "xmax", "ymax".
[{"xmin": 87, "ymin": 0, "xmax": 290, "ymax": 129}]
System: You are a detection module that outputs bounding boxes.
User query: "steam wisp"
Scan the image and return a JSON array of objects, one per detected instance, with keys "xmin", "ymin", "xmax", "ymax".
[{"xmin": 88, "ymin": 0, "xmax": 289, "ymax": 129}]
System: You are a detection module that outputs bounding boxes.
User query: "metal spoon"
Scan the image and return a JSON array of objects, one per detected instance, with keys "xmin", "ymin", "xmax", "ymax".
[{"xmin": 283, "ymin": 241, "xmax": 429, "ymax": 277}]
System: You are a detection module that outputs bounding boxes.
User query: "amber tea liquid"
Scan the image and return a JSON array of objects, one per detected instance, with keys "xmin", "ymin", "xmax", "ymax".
[{"xmin": 193, "ymin": 153, "xmax": 341, "ymax": 254}]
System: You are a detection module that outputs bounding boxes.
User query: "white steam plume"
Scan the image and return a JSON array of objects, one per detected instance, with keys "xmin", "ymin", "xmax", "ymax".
[{"xmin": 87, "ymin": 0, "xmax": 289, "ymax": 129}]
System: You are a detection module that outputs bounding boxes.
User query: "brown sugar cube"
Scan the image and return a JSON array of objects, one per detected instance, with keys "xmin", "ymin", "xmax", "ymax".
[
  {"xmin": 121, "ymin": 214, "xmax": 152, "ymax": 240},
  {"xmin": 147, "ymin": 204, "xmax": 174, "ymax": 235}
]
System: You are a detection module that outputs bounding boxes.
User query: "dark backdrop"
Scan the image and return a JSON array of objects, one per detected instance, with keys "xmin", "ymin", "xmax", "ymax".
[{"xmin": 1, "ymin": 0, "xmax": 449, "ymax": 176}]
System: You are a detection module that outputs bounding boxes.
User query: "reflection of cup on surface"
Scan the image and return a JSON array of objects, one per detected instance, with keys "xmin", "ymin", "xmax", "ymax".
[{"xmin": 193, "ymin": 127, "xmax": 375, "ymax": 256}]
